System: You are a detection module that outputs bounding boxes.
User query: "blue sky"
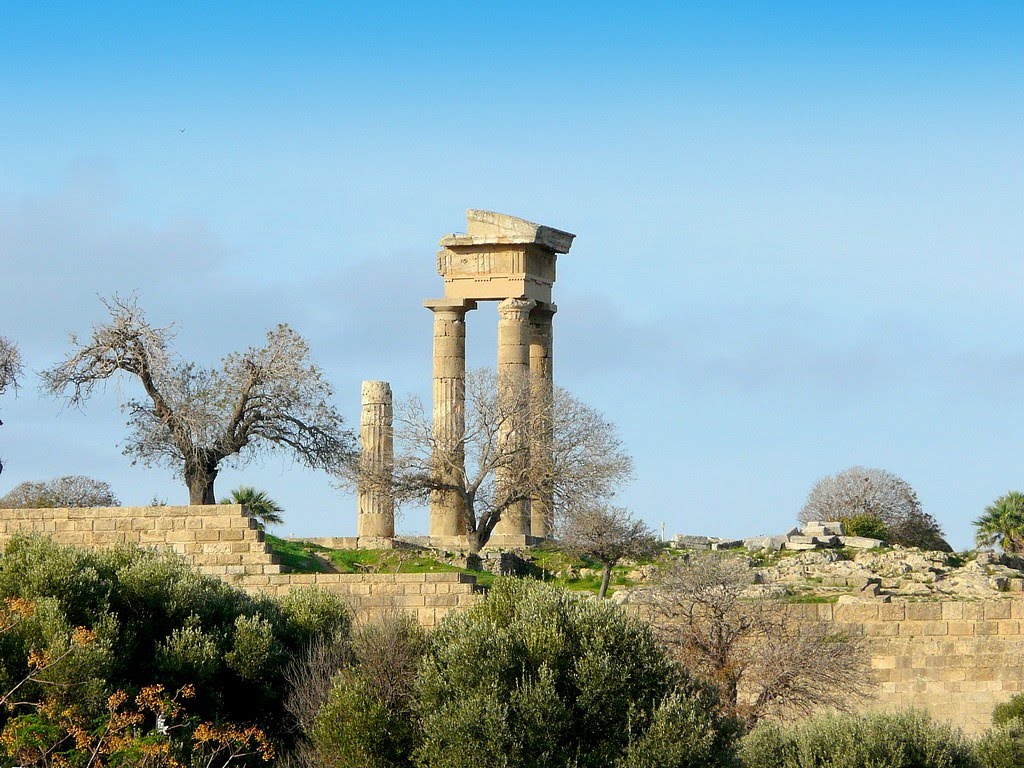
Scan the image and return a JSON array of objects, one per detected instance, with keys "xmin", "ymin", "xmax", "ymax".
[{"xmin": 1, "ymin": 2, "xmax": 1022, "ymax": 548}]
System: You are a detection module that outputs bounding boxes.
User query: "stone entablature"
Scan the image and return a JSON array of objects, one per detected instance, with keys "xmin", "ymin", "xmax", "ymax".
[{"xmin": 437, "ymin": 209, "xmax": 574, "ymax": 303}]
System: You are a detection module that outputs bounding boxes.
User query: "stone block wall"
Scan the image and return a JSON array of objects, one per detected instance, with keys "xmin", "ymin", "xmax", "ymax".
[
  {"xmin": 0, "ymin": 504, "xmax": 477, "ymax": 629},
  {"xmin": 2, "ymin": 503, "xmax": 1022, "ymax": 730},
  {"xmin": 236, "ymin": 572, "xmax": 478, "ymax": 629},
  {"xmin": 787, "ymin": 599, "xmax": 1024, "ymax": 734},
  {"xmin": 0, "ymin": 505, "xmax": 281, "ymax": 578}
]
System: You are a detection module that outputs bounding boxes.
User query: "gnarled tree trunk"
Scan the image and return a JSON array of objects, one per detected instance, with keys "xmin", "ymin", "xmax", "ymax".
[{"xmin": 185, "ymin": 461, "xmax": 219, "ymax": 505}]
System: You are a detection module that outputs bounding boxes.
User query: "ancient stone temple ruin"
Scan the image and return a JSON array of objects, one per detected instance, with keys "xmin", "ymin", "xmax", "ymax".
[{"xmin": 356, "ymin": 209, "xmax": 575, "ymax": 549}]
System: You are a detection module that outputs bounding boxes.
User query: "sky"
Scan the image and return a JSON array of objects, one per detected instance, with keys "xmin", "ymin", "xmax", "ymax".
[{"xmin": 1, "ymin": 2, "xmax": 1022, "ymax": 549}]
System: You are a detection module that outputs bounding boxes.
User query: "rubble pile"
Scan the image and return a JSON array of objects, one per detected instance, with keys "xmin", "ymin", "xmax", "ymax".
[
  {"xmin": 666, "ymin": 521, "xmax": 1024, "ymax": 601},
  {"xmin": 674, "ymin": 521, "xmax": 884, "ymax": 553}
]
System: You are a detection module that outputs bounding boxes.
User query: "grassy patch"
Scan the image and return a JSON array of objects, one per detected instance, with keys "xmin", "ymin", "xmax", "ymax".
[
  {"xmin": 264, "ymin": 537, "xmax": 497, "ymax": 586},
  {"xmin": 265, "ymin": 535, "xmax": 332, "ymax": 573},
  {"xmin": 265, "ymin": 538, "xmax": 656, "ymax": 596},
  {"xmin": 785, "ymin": 594, "xmax": 840, "ymax": 604}
]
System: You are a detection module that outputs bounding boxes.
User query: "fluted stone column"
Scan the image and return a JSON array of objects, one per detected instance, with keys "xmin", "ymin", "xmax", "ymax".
[
  {"xmin": 357, "ymin": 381, "xmax": 395, "ymax": 539},
  {"xmin": 494, "ymin": 297, "xmax": 536, "ymax": 537},
  {"xmin": 424, "ymin": 298, "xmax": 476, "ymax": 538},
  {"xmin": 529, "ymin": 303, "xmax": 556, "ymax": 539}
]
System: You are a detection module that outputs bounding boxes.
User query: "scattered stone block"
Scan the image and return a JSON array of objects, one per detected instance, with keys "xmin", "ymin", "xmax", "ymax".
[
  {"xmin": 711, "ymin": 538, "xmax": 743, "ymax": 550},
  {"xmin": 784, "ymin": 541, "xmax": 817, "ymax": 551},
  {"xmin": 744, "ymin": 535, "xmax": 788, "ymax": 551},
  {"xmin": 838, "ymin": 536, "xmax": 884, "ymax": 549},
  {"xmin": 802, "ymin": 520, "xmax": 846, "ymax": 537},
  {"xmin": 673, "ymin": 535, "xmax": 710, "ymax": 550}
]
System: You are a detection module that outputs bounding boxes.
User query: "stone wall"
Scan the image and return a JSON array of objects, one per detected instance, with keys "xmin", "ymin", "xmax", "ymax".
[
  {"xmin": 787, "ymin": 599, "xmax": 1024, "ymax": 734},
  {"xmin": 2, "ymin": 504, "xmax": 1023, "ymax": 730},
  {"xmin": 0, "ymin": 504, "xmax": 282, "ymax": 577},
  {"xmin": 236, "ymin": 572, "xmax": 477, "ymax": 629},
  {"xmin": 0, "ymin": 505, "xmax": 476, "ymax": 629}
]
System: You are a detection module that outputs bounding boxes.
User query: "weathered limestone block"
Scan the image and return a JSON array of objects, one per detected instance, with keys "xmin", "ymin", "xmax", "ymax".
[
  {"xmin": 838, "ymin": 535, "xmax": 885, "ymax": 549},
  {"xmin": 784, "ymin": 541, "xmax": 817, "ymax": 551},
  {"xmin": 802, "ymin": 520, "xmax": 846, "ymax": 536},
  {"xmin": 711, "ymin": 539, "xmax": 743, "ymax": 550},
  {"xmin": 437, "ymin": 210, "xmax": 575, "ymax": 303},
  {"xmin": 673, "ymin": 535, "xmax": 710, "ymax": 549}
]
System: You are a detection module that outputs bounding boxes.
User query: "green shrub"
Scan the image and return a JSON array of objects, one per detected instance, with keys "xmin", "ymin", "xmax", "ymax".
[
  {"xmin": 838, "ymin": 513, "xmax": 889, "ymax": 541},
  {"xmin": 0, "ymin": 534, "xmax": 351, "ymax": 746},
  {"xmin": 992, "ymin": 693, "xmax": 1024, "ymax": 726},
  {"xmin": 740, "ymin": 710, "xmax": 978, "ymax": 768},
  {"xmin": 314, "ymin": 678, "xmax": 417, "ymax": 768},
  {"xmin": 975, "ymin": 719, "xmax": 1024, "ymax": 768},
  {"xmin": 413, "ymin": 578, "xmax": 740, "ymax": 768},
  {"xmin": 310, "ymin": 611, "xmax": 425, "ymax": 768}
]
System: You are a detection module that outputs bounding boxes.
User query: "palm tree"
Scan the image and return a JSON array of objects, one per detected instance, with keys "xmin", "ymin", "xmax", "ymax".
[
  {"xmin": 975, "ymin": 492, "xmax": 1024, "ymax": 553},
  {"xmin": 220, "ymin": 485, "xmax": 284, "ymax": 528}
]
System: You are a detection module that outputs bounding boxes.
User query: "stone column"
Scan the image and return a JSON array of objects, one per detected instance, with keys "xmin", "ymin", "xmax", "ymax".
[
  {"xmin": 494, "ymin": 297, "xmax": 536, "ymax": 537},
  {"xmin": 424, "ymin": 298, "xmax": 476, "ymax": 539},
  {"xmin": 529, "ymin": 302, "xmax": 556, "ymax": 539},
  {"xmin": 357, "ymin": 381, "xmax": 394, "ymax": 539}
]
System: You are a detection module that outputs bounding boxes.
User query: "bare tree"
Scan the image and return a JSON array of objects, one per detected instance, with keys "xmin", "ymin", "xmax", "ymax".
[
  {"xmin": 557, "ymin": 502, "xmax": 659, "ymax": 599},
  {"xmin": 644, "ymin": 554, "xmax": 871, "ymax": 727},
  {"xmin": 0, "ymin": 336, "xmax": 20, "ymax": 401},
  {"xmin": 353, "ymin": 368, "xmax": 633, "ymax": 552},
  {"xmin": 0, "ymin": 336, "xmax": 22, "ymax": 476},
  {"xmin": 800, "ymin": 466, "xmax": 950, "ymax": 551},
  {"xmin": 282, "ymin": 633, "xmax": 352, "ymax": 738},
  {"xmin": 42, "ymin": 295, "xmax": 355, "ymax": 504},
  {"xmin": 0, "ymin": 475, "xmax": 119, "ymax": 508}
]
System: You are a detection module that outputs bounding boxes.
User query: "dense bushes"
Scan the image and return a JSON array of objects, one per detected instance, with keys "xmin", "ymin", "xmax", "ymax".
[
  {"xmin": 308, "ymin": 577, "xmax": 741, "ymax": 768},
  {"xmin": 0, "ymin": 533, "xmax": 350, "ymax": 748},
  {"xmin": 311, "ymin": 611, "xmax": 426, "ymax": 768},
  {"xmin": 740, "ymin": 710, "xmax": 978, "ymax": 768},
  {"xmin": 975, "ymin": 694, "xmax": 1024, "ymax": 768}
]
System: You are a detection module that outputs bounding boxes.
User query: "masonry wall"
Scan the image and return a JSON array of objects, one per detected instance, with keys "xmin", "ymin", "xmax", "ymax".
[
  {"xmin": 2, "ymin": 505, "xmax": 1023, "ymax": 730},
  {"xmin": 787, "ymin": 599, "xmax": 1024, "ymax": 734},
  {"xmin": 0, "ymin": 505, "xmax": 476, "ymax": 629},
  {"xmin": 236, "ymin": 572, "xmax": 478, "ymax": 629},
  {"xmin": 0, "ymin": 505, "xmax": 282, "ymax": 577}
]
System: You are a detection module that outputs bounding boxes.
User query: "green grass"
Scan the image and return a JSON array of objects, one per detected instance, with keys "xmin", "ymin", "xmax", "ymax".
[
  {"xmin": 265, "ymin": 535, "xmax": 333, "ymax": 573},
  {"xmin": 785, "ymin": 594, "xmax": 840, "ymax": 604},
  {"xmin": 264, "ymin": 537, "xmax": 651, "ymax": 596},
  {"xmin": 264, "ymin": 536, "xmax": 497, "ymax": 587}
]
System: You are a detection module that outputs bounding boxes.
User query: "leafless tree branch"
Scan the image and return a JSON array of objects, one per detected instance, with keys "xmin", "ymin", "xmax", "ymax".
[
  {"xmin": 341, "ymin": 367, "xmax": 633, "ymax": 551},
  {"xmin": 643, "ymin": 554, "xmax": 871, "ymax": 726},
  {"xmin": 41, "ymin": 295, "xmax": 356, "ymax": 504}
]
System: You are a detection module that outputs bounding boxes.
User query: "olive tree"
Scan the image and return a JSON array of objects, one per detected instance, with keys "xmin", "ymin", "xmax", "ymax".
[
  {"xmin": 0, "ymin": 475, "xmax": 119, "ymax": 508},
  {"xmin": 356, "ymin": 368, "xmax": 633, "ymax": 553},
  {"xmin": 413, "ymin": 578, "xmax": 741, "ymax": 768},
  {"xmin": 645, "ymin": 554, "xmax": 871, "ymax": 727},
  {"xmin": 799, "ymin": 466, "xmax": 950, "ymax": 551},
  {"xmin": 557, "ymin": 502, "xmax": 660, "ymax": 599},
  {"xmin": 0, "ymin": 335, "xmax": 22, "ymax": 475},
  {"xmin": 42, "ymin": 296, "xmax": 355, "ymax": 504}
]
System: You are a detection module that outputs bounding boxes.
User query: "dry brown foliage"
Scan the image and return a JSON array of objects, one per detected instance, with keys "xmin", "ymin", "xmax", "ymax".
[{"xmin": 645, "ymin": 553, "xmax": 872, "ymax": 726}]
